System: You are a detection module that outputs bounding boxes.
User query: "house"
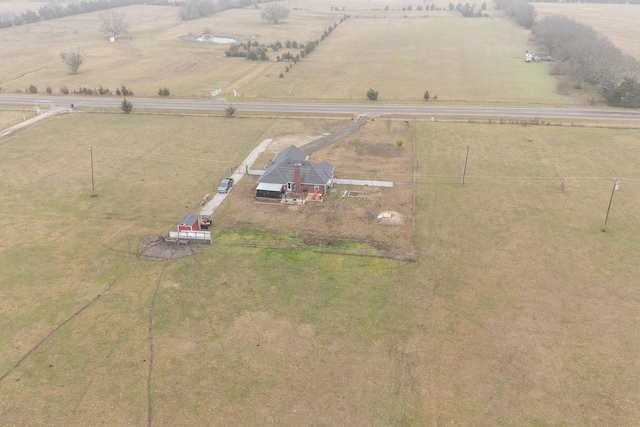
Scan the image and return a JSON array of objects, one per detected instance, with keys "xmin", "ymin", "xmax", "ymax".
[{"xmin": 256, "ymin": 145, "xmax": 334, "ymax": 200}]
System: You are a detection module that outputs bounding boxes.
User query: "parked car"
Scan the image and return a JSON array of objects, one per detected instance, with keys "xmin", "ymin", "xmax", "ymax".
[{"xmin": 218, "ymin": 177, "xmax": 234, "ymax": 194}]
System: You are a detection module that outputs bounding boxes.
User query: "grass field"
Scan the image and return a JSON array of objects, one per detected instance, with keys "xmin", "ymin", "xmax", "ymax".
[
  {"xmin": 1, "ymin": 113, "xmax": 639, "ymax": 425},
  {"xmin": 2, "ymin": 1, "xmax": 640, "ymax": 425},
  {"xmin": 533, "ymin": 3, "xmax": 640, "ymax": 61},
  {"xmin": 1, "ymin": 2, "xmax": 571, "ymax": 104},
  {"xmin": 0, "ymin": 109, "xmax": 36, "ymax": 129},
  {"xmin": 241, "ymin": 16, "xmax": 567, "ymax": 104}
]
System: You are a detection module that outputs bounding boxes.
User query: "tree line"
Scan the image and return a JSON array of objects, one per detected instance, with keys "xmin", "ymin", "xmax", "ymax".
[
  {"xmin": 0, "ymin": 0, "xmax": 277, "ymax": 27},
  {"xmin": 453, "ymin": 1, "xmax": 488, "ymax": 18},
  {"xmin": 533, "ymin": 16, "xmax": 640, "ymax": 107},
  {"xmin": 225, "ymin": 16, "xmax": 347, "ymax": 64},
  {"xmin": 180, "ymin": 0, "xmax": 273, "ymax": 21},
  {"xmin": 529, "ymin": 0, "xmax": 640, "ymax": 4},
  {"xmin": 0, "ymin": 0, "xmax": 173, "ymax": 29},
  {"xmin": 494, "ymin": 0, "xmax": 536, "ymax": 28},
  {"xmin": 497, "ymin": 0, "xmax": 640, "ymax": 107}
]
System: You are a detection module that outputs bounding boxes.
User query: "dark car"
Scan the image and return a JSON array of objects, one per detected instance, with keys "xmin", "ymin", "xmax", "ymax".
[{"xmin": 218, "ymin": 177, "xmax": 234, "ymax": 194}]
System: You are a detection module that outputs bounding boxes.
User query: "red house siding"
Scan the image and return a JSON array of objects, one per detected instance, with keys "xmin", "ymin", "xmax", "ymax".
[
  {"xmin": 177, "ymin": 214, "xmax": 199, "ymax": 231},
  {"xmin": 178, "ymin": 223, "xmax": 199, "ymax": 231}
]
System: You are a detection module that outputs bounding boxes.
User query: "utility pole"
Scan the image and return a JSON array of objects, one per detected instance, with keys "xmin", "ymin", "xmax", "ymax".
[
  {"xmin": 602, "ymin": 177, "xmax": 619, "ymax": 232},
  {"xmin": 89, "ymin": 146, "xmax": 96, "ymax": 197}
]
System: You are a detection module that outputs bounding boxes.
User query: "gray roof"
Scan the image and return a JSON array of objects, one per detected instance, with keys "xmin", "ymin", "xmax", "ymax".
[
  {"xmin": 272, "ymin": 145, "xmax": 308, "ymax": 163},
  {"xmin": 179, "ymin": 213, "xmax": 199, "ymax": 225},
  {"xmin": 256, "ymin": 182, "xmax": 284, "ymax": 192},
  {"xmin": 258, "ymin": 145, "xmax": 334, "ymax": 186}
]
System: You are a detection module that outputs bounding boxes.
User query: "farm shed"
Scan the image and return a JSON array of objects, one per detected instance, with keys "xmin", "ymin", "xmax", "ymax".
[
  {"xmin": 257, "ymin": 145, "xmax": 334, "ymax": 199},
  {"xmin": 177, "ymin": 213, "xmax": 200, "ymax": 231}
]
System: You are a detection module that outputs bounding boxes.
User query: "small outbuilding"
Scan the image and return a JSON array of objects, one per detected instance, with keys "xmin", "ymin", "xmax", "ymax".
[
  {"xmin": 256, "ymin": 182, "xmax": 285, "ymax": 199},
  {"xmin": 177, "ymin": 213, "xmax": 200, "ymax": 231}
]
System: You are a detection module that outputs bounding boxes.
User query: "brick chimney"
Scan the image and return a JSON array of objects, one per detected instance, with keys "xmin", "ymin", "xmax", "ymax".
[{"xmin": 294, "ymin": 163, "xmax": 302, "ymax": 195}]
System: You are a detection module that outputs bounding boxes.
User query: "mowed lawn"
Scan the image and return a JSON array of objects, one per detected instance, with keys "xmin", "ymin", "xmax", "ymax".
[
  {"xmin": 533, "ymin": 2, "xmax": 640, "ymax": 61},
  {"xmin": 1, "ymin": 114, "xmax": 640, "ymax": 425},
  {"xmin": 2, "ymin": 3, "xmax": 568, "ymax": 104}
]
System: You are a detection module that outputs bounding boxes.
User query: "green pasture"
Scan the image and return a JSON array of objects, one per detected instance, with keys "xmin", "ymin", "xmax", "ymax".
[
  {"xmin": 2, "ymin": 3, "xmax": 568, "ymax": 104},
  {"xmin": 1, "ymin": 113, "xmax": 639, "ymax": 425}
]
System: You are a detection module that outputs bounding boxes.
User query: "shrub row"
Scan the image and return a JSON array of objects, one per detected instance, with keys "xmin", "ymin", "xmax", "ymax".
[
  {"xmin": 0, "ymin": 0, "xmax": 172, "ymax": 29},
  {"xmin": 276, "ymin": 16, "xmax": 349, "ymax": 77}
]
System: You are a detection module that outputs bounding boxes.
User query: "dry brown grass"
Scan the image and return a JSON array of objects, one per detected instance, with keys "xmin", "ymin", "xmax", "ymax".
[
  {"xmin": 2, "ymin": 114, "xmax": 640, "ymax": 426},
  {"xmin": 0, "ymin": 109, "xmax": 36, "ymax": 130},
  {"xmin": 1, "ymin": 3, "xmax": 568, "ymax": 104},
  {"xmin": 240, "ymin": 16, "xmax": 566, "ymax": 104}
]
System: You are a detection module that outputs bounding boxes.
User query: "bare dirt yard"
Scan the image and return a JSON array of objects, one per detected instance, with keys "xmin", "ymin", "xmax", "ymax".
[
  {"xmin": 138, "ymin": 236, "xmax": 203, "ymax": 260},
  {"xmin": 210, "ymin": 119, "xmax": 415, "ymax": 257}
]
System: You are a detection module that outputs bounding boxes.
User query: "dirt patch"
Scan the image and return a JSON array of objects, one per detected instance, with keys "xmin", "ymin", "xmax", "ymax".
[
  {"xmin": 377, "ymin": 211, "xmax": 405, "ymax": 225},
  {"xmin": 266, "ymin": 134, "xmax": 322, "ymax": 154},
  {"xmin": 355, "ymin": 142, "xmax": 405, "ymax": 158},
  {"xmin": 138, "ymin": 236, "xmax": 203, "ymax": 260},
  {"xmin": 348, "ymin": 191, "xmax": 367, "ymax": 198},
  {"xmin": 162, "ymin": 281, "xmax": 181, "ymax": 289}
]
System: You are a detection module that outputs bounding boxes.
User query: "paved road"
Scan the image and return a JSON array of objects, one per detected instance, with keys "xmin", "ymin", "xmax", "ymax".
[{"xmin": 1, "ymin": 94, "xmax": 640, "ymax": 121}]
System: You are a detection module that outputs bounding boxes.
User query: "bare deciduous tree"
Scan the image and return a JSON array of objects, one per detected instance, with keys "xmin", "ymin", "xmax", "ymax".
[
  {"xmin": 260, "ymin": 4, "xmax": 289, "ymax": 24},
  {"xmin": 60, "ymin": 46, "xmax": 84, "ymax": 74},
  {"xmin": 534, "ymin": 16, "xmax": 640, "ymax": 94},
  {"xmin": 100, "ymin": 11, "xmax": 127, "ymax": 38}
]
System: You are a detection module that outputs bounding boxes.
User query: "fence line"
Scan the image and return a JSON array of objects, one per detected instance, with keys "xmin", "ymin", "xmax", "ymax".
[
  {"xmin": 167, "ymin": 230, "xmax": 212, "ymax": 244},
  {"xmin": 333, "ymin": 178, "xmax": 394, "ymax": 187}
]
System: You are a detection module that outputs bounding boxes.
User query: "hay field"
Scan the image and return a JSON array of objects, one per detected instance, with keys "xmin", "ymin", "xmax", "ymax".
[
  {"xmin": 0, "ymin": 5, "xmax": 343, "ymax": 97},
  {"xmin": 1, "ymin": 114, "xmax": 640, "ymax": 425},
  {"xmin": 0, "ymin": 109, "xmax": 36, "ymax": 129},
  {"xmin": 1, "ymin": 3, "xmax": 570, "ymax": 104},
  {"xmin": 533, "ymin": 3, "xmax": 640, "ymax": 60},
  {"xmin": 243, "ymin": 16, "xmax": 566, "ymax": 104}
]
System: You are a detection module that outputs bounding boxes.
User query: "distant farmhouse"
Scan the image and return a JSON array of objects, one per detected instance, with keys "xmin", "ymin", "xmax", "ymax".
[{"xmin": 256, "ymin": 145, "xmax": 334, "ymax": 200}]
